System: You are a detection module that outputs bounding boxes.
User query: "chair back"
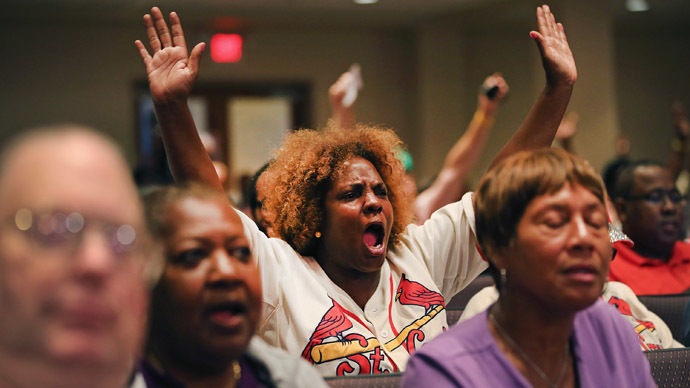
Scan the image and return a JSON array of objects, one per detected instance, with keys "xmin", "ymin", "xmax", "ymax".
[
  {"xmin": 645, "ymin": 348, "xmax": 690, "ymax": 388},
  {"xmin": 325, "ymin": 372, "xmax": 402, "ymax": 388},
  {"xmin": 638, "ymin": 293, "xmax": 690, "ymax": 342},
  {"xmin": 447, "ymin": 274, "xmax": 494, "ymax": 309}
]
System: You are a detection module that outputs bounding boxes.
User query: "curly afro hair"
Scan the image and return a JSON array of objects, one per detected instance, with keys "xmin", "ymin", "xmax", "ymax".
[{"xmin": 263, "ymin": 122, "xmax": 414, "ymax": 257}]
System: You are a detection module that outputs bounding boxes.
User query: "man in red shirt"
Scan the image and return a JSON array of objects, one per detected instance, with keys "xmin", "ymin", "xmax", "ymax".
[{"xmin": 610, "ymin": 161, "xmax": 690, "ymax": 294}]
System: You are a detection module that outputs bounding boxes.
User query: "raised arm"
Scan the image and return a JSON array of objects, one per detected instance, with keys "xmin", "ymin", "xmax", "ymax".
[
  {"xmin": 489, "ymin": 4, "xmax": 576, "ymax": 169},
  {"xmin": 413, "ymin": 73, "xmax": 509, "ymax": 222},
  {"xmin": 134, "ymin": 7, "xmax": 224, "ymax": 193},
  {"xmin": 328, "ymin": 64, "xmax": 362, "ymax": 130}
]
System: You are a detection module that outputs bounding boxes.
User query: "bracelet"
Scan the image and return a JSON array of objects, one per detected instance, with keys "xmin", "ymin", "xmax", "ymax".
[
  {"xmin": 473, "ymin": 110, "xmax": 495, "ymax": 127},
  {"xmin": 671, "ymin": 137, "xmax": 687, "ymax": 153}
]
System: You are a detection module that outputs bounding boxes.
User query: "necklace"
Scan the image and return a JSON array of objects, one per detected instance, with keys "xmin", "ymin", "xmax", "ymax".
[
  {"xmin": 230, "ymin": 360, "xmax": 242, "ymax": 387},
  {"xmin": 489, "ymin": 312, "xmax": 569, "ymax": 388}
]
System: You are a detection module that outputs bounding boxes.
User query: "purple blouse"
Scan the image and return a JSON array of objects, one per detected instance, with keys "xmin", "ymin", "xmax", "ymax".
[{"xmin": 401, "ymin": 299, "xmax": 655, "ymax": 387}]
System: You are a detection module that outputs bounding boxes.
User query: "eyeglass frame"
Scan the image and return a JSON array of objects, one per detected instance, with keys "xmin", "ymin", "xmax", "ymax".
[{"xmin": 624, "ymin": 188, "xmax": 686, "ymax": 205}]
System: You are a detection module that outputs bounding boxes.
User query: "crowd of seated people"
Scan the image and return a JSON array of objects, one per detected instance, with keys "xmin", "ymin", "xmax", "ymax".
[{"xmin": 3, "ymin": 3, "xmax": 689, "ymax": 388}]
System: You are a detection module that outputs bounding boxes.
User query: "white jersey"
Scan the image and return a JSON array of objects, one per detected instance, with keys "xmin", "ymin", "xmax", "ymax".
[
  {"xmin": 459, "ymin": 282, "xmax": 683, "ymax": 350},
  {"xmin": 237, "ymin": 192, "xmax": 487, "ymax": 377}
]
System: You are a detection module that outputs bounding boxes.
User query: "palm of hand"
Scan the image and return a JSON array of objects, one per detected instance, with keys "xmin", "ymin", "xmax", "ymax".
[
  {"xmin": 541, "ymin": 36, "xmax": 577, "ymax": 86},
  {"xmin": 147, "ymin": 46, "xmax": 196, "ymax": 103}
]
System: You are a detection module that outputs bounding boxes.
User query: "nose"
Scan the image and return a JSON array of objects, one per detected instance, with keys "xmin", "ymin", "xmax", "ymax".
[
  {"xmin": 567, "ymin": 216, "xmax": 595, "ymax": 255},
  {"xmin": 73, "ymin": 229, "xmax": 117, "ymax": 287},
  {"xmin": 363, "ymin": 189, "xmax": 383, "ymax": 215},
  {"xmin": 208, "ymin": 249, "xmax": 241, "ymax": 288},
  {"xmin": 660, "ymin": 194, "xmax": 679, "ymax": 214}
]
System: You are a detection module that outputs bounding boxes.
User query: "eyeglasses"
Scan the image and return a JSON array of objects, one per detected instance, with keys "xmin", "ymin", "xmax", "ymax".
[
  {"xmin": 10, "ymin": 208, "xmax": 140, "ymax": 259},
  {"xmin": 626, "ymin": 189, "xmax": 685, "ymax": 205}
]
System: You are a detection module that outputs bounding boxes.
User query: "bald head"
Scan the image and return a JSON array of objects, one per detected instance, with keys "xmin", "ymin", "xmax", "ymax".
[{"xmin": 0, "ymin": 125, "xmax": 149, "ymax": 388}]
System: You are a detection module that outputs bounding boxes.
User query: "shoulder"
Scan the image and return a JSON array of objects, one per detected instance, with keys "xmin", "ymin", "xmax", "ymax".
[
  {"xmin": 415, "ymin": 310, "xmax": 493, "ymax": 361},
  {"xmin": 574, "ymin": 299, "xmax": 643, "ymax": 353},
  {"xmin": 246, "ymin": 337, "xmax": 328, "ymax": 388},
  {"xmin": 403, "ymin": 312, "xmax": 515, "ymax": 388}
]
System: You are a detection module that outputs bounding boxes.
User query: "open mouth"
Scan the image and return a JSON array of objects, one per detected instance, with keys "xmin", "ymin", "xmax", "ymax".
[
  {"xmin": 204, "ymin": 301, "xmax": 248, "ymax": 329},
  {"xmin": 363, "ymin": 223, "xmax": 385, "ymax": 253},
  {"xmin": 206, "ymin": 301, "xmax": 247, "ymax": 316}
]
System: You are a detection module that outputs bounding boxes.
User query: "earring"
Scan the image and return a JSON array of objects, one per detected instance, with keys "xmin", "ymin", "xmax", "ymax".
[{"xmin": 315, "ymin": 231, "xmax": 322, "ymax": 238}]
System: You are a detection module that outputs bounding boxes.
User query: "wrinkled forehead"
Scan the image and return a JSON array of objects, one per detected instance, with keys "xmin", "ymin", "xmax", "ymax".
[{"xmin": 0, "ymin": 135, "xmax": 143, "ymax": 226}]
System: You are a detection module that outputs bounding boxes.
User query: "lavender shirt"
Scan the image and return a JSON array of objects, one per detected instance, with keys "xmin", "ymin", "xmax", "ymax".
[{"xmin": 401, "ymin": 299, "xmax": 656, "ymax": 387}]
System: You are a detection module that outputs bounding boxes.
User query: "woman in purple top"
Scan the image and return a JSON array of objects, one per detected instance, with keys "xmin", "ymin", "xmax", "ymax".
[{"xmin": 401, "ymin": 148, "xmax": 656, "ymax": 388}]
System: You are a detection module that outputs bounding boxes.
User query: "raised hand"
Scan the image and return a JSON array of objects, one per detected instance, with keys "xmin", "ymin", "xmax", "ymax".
[
  {"xmin": 530, "ymin": 5, "xmax": 577, "ymax": 88},
  {"xmin": 478, "ymin": 72, "xmax": 509, "ymax": 116},
  {"xmin": 134, "ymin": 7, "xmax": 205, "ymax": 104}
]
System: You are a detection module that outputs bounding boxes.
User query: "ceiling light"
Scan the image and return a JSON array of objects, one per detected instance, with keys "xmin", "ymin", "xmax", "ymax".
[
  {"xmin": 626, "ymin": 0, "xmax": 649, "ymax": 12},
  {"xmin": 354, "ymin": 0, "xmax": 378, "ymax": 4}
]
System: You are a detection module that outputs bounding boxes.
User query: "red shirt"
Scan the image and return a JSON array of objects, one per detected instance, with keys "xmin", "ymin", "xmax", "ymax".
[{"xmin": 608, "ymin": 241, "xmax": 690, "ymax": 295}]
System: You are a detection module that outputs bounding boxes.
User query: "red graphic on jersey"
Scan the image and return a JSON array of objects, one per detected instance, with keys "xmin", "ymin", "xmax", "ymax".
[
  {"xmin": 395, "ymin": 274, "xmax": 445, "ymax": 313},
  {"xmin": 301, "ymin": 298, "xmax": 355, "ymax": 362},
  {"xmin": 607, "ymin": 296, "xmax": 655, "ymax": 331},
  {"xmin": 301, "ymin": 298, "xmax": 392, "ymax": 375}
]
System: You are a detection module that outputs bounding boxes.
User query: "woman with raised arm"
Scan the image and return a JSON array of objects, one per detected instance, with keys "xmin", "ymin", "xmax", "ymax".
[
  {"xmin": 401, "ymin": 148, "xmax": 655, "ymax": 387},
  {"xmin": 135, "ymin": 4, "xmax": 576, "ymax": 376}
]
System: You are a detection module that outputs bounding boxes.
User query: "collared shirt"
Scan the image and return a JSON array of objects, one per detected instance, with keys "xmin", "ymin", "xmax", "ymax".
[{"xmin": 608, "ymin": 241, "xmax": 690, "ymax": 294}]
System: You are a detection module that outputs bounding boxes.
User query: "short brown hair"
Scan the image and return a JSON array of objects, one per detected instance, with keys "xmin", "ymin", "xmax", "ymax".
[
  {"xmin": 474, "ymin": 148, "xmax": 605, "ymax": 261},
  {"xmin": 263, "ymin": 122, "xmax": 414, "ymax": 256}
]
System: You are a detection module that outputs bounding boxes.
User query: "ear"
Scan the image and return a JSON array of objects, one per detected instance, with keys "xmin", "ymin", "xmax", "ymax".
[
  {"xmin": 614, "ymin": 197, "xmax": 627, "ymax": 224},
  {"xmin": 487, "ymin": 246, "xmax": 508, "ymax": 272}
]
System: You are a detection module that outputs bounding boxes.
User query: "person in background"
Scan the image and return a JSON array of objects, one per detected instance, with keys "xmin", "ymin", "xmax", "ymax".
[
  {"xmin": 0, "ymin": 126, "xmax": 154, "ymax": 388},
  {"xmin": 458, "ymin": 225, "xmax": 684, "ymax": 350},
  {"xmin": 135, "ymin": 4, "xmax": 577, "ymax": 375},
  {"xmin": 401, "ymin": 148, "xmax": 655, "ymax": 388},
  {"xmin": 137, "ymin": 184, "xmax": 327, "ymax": 388},
  {"xmin": 609, "ymin": 161, "xmax": 690, "ymax": 294}
]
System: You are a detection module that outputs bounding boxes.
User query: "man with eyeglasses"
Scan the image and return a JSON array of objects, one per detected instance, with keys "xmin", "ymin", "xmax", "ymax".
[
  {"xmin": 0, "ymin": 126, "xmax": 154, "ymax": 388},
  {"xmin": 609, "ymin": 161, "xmax": 690, "ymax": 294}
]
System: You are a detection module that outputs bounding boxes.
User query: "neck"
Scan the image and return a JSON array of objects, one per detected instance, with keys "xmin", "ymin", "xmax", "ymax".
[
  {"xmin": 147, "ymin": 349, "xmax": 241, "ymax": 388},
  {"xmin": 494, "ymin": 294, "xmax": 574, "ymax": 351},
  {"xmin": 317, "ymin": 255, "xmax": 381, "ymax": 310},
  {"xmin": 489, "ymin": 292, "xmax": 575, "ymax": 386},
  {"xmin": 632, "ymin": 242, "xmax": 674, "ymax": 262}
]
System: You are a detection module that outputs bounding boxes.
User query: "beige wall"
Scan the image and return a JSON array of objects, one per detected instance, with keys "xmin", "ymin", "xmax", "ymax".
[{"xmin": 1, "ymin": 6, "xmax": 689, "ymax": 184}]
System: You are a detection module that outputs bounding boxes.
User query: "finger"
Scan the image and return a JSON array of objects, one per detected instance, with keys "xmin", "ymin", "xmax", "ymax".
[
  {"xmin": 143, "ymin": 14, "xmax": 161, "ymax": 53},
  {"xmin": 151, "ymin": 7, "xmax": 172, "ymax": 48},
  {"xmin": 557, "ymin": 23, "xmax": 569, "ymax": 45},
  {"xmin": 187, "ymin": 42, "xmax": 206, "ymax": 77},
  {"xmin": 547, "ymin": 6, "xmax": 558, "ymax": 36},
  {"xmin": 529, "ymin": 31, "xmax": 548, "ymax": 57},
  {"xmin": 542, "ymin": 5, "xmax": 556, "ymax": 37},
  {"xmin": 134, "ymin": 40, "xmax": 152, "ymax": 67},
  {"xmin": 169, "ymin": 11, "xmax": 188, "ymax": 52},
  {"xmin": 536, "ymin": 6, "xmax": 547, "ymax": 36}
]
